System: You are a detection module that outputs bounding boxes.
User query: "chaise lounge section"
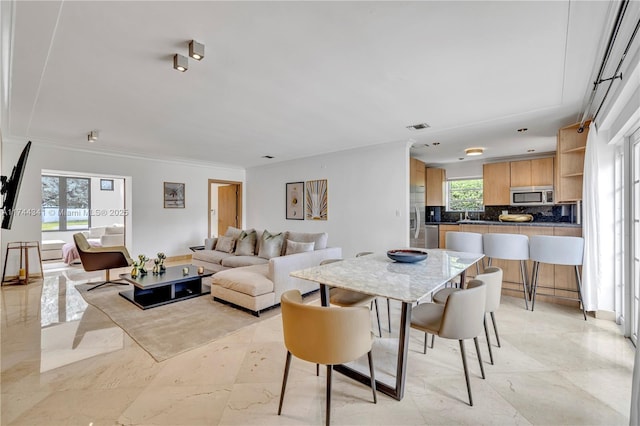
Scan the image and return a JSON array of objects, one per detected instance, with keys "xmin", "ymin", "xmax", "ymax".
[{"xmin": 192, "ymin": 228, "xmax": 341, "ymax": 315}]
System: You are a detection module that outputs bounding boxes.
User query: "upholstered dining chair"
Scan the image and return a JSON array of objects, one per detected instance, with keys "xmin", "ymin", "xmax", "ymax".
[
  {"xmin": 321, "ymin": 258, "xmax": 382, "ymax": 337},
  {"xmin": 410, "ymin": 281, "xmax": 487, "ymax": 406},
  {"xmin": 73, "ymin": 233, "xmax": 133, "ymax": 291},
  {"xmin": 278, "ymin": 289, "xmax": 376, "ymax": 426},
  {"xmin": 433, "ymin": 267, "xmax": 503, "ymax": 365}
]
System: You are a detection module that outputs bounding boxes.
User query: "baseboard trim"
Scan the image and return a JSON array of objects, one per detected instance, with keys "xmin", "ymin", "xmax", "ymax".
[
  {"xmin": 167, "ymin": 254, "xmax": 191, "ymax": 263},
  {"xmin": 595, "ymin": 310, "xmax": 616, "ymax": 321}
]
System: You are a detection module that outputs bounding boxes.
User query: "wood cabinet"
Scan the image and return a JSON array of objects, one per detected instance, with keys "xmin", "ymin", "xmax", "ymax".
[
  {"xmin": 410, "ymin": 158, "xmax": 425, "ymax": 191},
  {"xmin": 483, "ymin": 162, "xmax": 511, "ymax": 205},
  {"xmin": 556, "ymin": 122, "xmax": 588, "ymax": 203},
  {"xmin": 438, "ymin": 224, "xmax": 459, "ymax": 248},
  {"xmin": 426, "ymin": 167, "xmax": 446, "ymax": 206},
  {"xmin": 510, "ymin": 157, "xmax": 554, "ymax": 187}
]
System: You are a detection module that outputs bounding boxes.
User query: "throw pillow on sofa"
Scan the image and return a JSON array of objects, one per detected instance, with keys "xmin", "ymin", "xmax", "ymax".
[
  {"xmin": 258, "ymin": 230, "xmax": 285, "ymax": 259},
  {"xmin": 215, "ymin": 236, "xmax": 236, "ymax": 253},
  {"xmin": 235, "ymin": 230, "xmax": 257, "ymax": 256},
  {"xmin": 285, "ymin": 239, "xmax": 315, "ymax": 255}
]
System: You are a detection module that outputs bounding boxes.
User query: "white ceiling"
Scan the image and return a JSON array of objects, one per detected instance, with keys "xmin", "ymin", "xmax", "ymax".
[{"xmin": 2, "ymin": 1, "xmax": 618, "ymax": 168}]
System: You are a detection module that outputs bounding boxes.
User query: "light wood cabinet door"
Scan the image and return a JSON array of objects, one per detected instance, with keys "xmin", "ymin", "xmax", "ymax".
[
  {"xmin": 531, "ymin": 157, "xmax": 554, "ymax": 186},
  {"xmin": 410, "ymin": 158, "xmax": 425, "ymax": 190},
  {"xmin": 426, "ymin": 167, "xmax": 445, "ymax": 206},
  {"xmin": 483, "ymin": 162, "xmax": 511, "ymax": 205},
  {"xmin": 510, "ymin": 160, "xmax": 532, "ymax": 187}
]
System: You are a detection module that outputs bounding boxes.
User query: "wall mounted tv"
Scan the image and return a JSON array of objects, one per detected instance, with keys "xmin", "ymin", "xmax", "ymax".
[{"xmin": 1, "ymin": 141, "xmax": 32, "ymax": 229}]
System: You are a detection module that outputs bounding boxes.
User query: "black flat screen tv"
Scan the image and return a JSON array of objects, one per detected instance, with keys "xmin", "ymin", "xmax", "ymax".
[{"xmin": 1, "ymin": 141, "xmax": 31, "ymax": 229}]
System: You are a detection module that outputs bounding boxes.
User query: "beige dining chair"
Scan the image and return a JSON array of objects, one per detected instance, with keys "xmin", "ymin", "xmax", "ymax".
[
  {"xmin": 433, "ymin": 267, "xmax": 503, "ymax": 365},
  {"xmin": 321, "ymin": 258, "xmax": 382, "ymax": 337},
  {"xmin": 410, "ymin": 281, "xmax": 487, "ymax": 406},
  {"xmin": 278, "ymin": 289, "xmax": 377, "ymax": 426}
]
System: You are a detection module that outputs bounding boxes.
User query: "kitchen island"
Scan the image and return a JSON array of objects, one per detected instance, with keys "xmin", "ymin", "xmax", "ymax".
[{"xmin": 434, "ymin": 221, "xmax": 582, "ymax": 309}]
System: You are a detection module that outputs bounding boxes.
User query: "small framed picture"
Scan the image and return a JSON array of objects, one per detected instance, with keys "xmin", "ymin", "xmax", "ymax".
[
  {"xmin": 286, "ymin": 182, "xmax": 304, "ymax": 220},
  {"xmin": 100, "ymin": 179, "xmax": 114, "ymax": 191},
  {"xmin": 164, "ymin": 182, "xmax": 185, "ymax": 208}
]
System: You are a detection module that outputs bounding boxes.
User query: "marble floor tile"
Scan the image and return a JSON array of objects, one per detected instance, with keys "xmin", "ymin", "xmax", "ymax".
[{"xmin": 1, "ymin": 264, "xmax": 636, "ymax": 425}]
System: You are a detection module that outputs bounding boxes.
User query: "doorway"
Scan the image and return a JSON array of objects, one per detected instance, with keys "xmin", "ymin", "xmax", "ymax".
[{"xmin": 208, "ymin": 179, "xmax": 243, "ymax": 237}]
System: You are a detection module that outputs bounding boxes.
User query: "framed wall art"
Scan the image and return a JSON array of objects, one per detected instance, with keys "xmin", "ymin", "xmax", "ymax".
[
  {"xmin": 305, "ymin": 179, "xmax": 328, "ymax": 220},
  {"xmin": 286, "ymin": 182, "xmax": 304, "ymax": 220},
  {"xmin": 164, "ymin": 182, "xmax": 185, "ymax": 208}
]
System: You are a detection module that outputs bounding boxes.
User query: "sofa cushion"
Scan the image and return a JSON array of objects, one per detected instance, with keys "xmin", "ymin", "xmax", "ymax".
[
  {"xmin": 104, "ymin": 225, "xmax": 123, "ymax": 235},
  {"xmin": 212, "ymin": 264, "xmax": 273, "ymax": 296},
  {"xmin": 215, "ymin": 236, "xmax": 236, "ymax": 253},
  {"xmin": 286, "ymin": 231, "xmax": 328, "ymax": 250},
  {"xmin": 235, "ymin": 230, "xmax": 257, "ymax": 256},
  {"xmin": 258, "ymin": 230, "xmax": 285, "ymax": 259},
  {"xmin": 224, "ymin": 226, "xmax": 245, "ymax": 240},
  {"xmin": 221, "ymin": 255, "xmax": 268, "ymax": 268},
  {"xmin": 285, "ymin": 239, "xmax": 315, "ymax": 255},
  {"xmin": 192, "ymin": 249, "xmax": 234, "ymax": 265}
]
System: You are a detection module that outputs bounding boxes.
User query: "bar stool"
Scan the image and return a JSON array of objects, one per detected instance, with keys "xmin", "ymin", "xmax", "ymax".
[
  {"xmin": 445, "ymin": 231, "xmax": 484, "ymax": 276},
  {"xmin": 483, "ymin": 233, "xmax": 530, "ymax": 310},
  {"xmin": 529, "ymin": 235, "xmax": 587, "ymax": 320}
]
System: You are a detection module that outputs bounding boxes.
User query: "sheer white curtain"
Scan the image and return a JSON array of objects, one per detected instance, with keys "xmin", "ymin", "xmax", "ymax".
[
  {"xmin": 582, "ymin": 124, "xmax": 600, "ymax": 310},
  {"xmin": 632, "ymin": 344, "xmax": 639, "ymax": 424}
]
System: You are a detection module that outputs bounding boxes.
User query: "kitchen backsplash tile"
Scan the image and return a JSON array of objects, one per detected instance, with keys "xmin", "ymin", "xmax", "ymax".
[{"xmin": 434, "ymin": 205, "xmax": 575, "ymax": 223}]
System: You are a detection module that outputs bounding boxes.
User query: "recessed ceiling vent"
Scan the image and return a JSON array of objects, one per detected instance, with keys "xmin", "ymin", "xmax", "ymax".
[
  {"xmin": 406, "ymin": 123, "xmax": 430, "ymax": 131},
  {"xmin": 262, "ymin": 155, "xmax": 274, "ymax": 159}
]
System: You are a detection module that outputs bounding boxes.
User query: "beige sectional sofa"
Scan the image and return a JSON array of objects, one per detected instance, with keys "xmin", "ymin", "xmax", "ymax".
[{"xmin": 191, "ymin": 227, "xmax": 341, "ymax": 315}]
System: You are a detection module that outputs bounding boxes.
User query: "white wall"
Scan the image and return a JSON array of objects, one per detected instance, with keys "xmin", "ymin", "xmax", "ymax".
[
  {"xmin": 90, "ymin": 177, "xmax": 125, "ymax": 228},
  {"xmin": 246, "ymin": 141, "xmax": 409, "ymax": 257},
  {"xmin": 441, "ymin": 159, "xmax": 484, "ymax": 180},
  {"xmin": 1, "ymin": 140, "xmax": 245, "ymax": 263}
]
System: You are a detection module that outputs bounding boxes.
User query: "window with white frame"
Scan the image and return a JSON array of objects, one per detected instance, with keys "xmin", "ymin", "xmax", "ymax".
[
  {"xmin": 41, "ymin": 175, "xmax": 91, "ymax": 232},
  {"xmin": 446, "ymin": 178, "xmax": 484, "ymax": 212}
]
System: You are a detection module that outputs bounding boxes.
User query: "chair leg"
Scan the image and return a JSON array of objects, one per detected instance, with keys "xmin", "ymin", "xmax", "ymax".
[
  {"xmin": 367, "ymin": 350, "xmax": 377, "ymax": 403},
  {"xmin": 277, "ymin": 351, "xmax": 292, "ymax": 415},
  {"xmin": 326, "ymin": 365, "xmax": 332, "ymax": 426},
  {"xmin": 431, "ymin": 334, "xmax": 435, "ymax": 349},
  {"xmin": 87, "ymin": 269, "xmax": 129, "ymax": 291},
  {"xmin": 459, "ymin": 340, "xmax": 473, "ymax": 406},
  {"xmin": 519, "ymin": 260, "xmax": 529, "ymax": 310},
  {"xmin": 483, "ymin": 315, "xmax": 494, "ymax": 365},
  {"xmin": 474, "ymin": 337, "xmax": 485, "ymax": 379},
  {"xmin": 531, "ymin": 261, "xmax": 540, "ymax": 311},
  {"xmin": 423, "ymin": 332, "xmax": 428, "ymax": 354},
  {"xmin": 575, "ymin": 265, "xmax": 588, "ymax": 321},
  {"xmin": 490, "ymin": 311, "xmax": 501, "ymax": 347},
  {"xmin": 316, "ymin": 363, "xmax": 319, "ymax": 376}
]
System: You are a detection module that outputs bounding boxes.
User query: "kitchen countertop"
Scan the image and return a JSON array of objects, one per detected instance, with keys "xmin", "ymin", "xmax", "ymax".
[{"xmin": 428, "ymin": 220, "xmax": 582, "ymax": 228}]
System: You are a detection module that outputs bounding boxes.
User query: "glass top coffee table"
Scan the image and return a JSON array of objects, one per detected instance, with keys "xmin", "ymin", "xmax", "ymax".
[{"xmin": 119, "ymin": 264, "xmax": 214, "ymax": 310}]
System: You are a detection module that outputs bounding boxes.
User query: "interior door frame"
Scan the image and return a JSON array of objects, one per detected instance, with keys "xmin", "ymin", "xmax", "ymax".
[{"xmin": 208, "ymin": 179, "xmax": 243, "ymax": 238}]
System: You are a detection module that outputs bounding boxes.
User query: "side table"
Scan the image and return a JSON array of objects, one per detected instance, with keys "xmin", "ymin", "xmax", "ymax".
[{"xmin": 2, "ymin": 241, "xmax": 43, "ymax": 285}]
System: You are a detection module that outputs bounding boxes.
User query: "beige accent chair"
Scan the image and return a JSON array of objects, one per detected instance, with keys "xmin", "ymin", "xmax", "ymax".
[
  {"xmin": 410, "ymin": 281, "xmax": 487, "ymax": 406},
  {"xmin": 433, "ymin": 267, "xmax": 503, "ymax": 365},
  {"xmin": 278, "ymin": 289, "xmax": 377, "ymax": 426},
  {"xmin": 321, "ymin": 258, "xmax": 382, "ymax": 337},
  {"xmin": 73, "ymin": 233, "xmax": 133, "ymax": 291}
]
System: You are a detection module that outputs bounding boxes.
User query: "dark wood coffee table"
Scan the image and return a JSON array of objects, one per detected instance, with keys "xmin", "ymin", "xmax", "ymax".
[{"xmin": 118, "ymin": 264, "xmax": 214, "ymax": 310}]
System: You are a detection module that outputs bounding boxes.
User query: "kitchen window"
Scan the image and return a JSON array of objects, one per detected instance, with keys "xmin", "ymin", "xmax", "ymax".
[{"xmin": 446, "ymin": 178, "xmax": 484, "ymax": 212}]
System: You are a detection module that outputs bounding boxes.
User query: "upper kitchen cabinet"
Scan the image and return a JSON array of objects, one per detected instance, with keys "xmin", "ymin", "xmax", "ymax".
[
  {"xmin": 556, "ymin": 123, "xmax": 588, "ymax": 203},
  {"xmin": 483, "ymin": 162, "xmax": 511, "ymax": 205},
  {"xmin": 426, "ymin": 167, "xmax": 446, "ymax": 206},
  {"xmin": 510, "ymin": 157, "xmax": 554, "ymax": 187},
  {"xmin": 410, "ymin": 157, "xmax": 425, "ymax": 191}
]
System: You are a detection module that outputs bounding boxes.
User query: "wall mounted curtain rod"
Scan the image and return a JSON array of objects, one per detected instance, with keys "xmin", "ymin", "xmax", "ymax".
[{"xmin": 578, "ymin": 0, "xmax": 629, "ymax": 133}]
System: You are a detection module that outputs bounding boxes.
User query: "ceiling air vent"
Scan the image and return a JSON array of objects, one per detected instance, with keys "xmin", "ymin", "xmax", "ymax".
[{"xmin": 406, "ymin": 123, "xmax": 430, "ymax": 131}]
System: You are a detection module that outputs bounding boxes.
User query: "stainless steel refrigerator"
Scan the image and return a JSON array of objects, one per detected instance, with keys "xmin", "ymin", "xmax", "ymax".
[{"xmin": 410, "ymin": 184, "xmax": 438, "ymax": 248}]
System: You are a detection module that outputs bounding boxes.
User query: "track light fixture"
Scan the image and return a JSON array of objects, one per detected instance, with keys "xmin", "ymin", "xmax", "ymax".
[
  {"xmin": 173, "ymin": 54, "xmax": 188, "ymax": 72},
  {"xmin": 87, "ymin": 130, "xmax": 98, "ymax": 143},
  {"xmin": 189, "ymin": 40, "xmax": 205, "ymax": 60}
]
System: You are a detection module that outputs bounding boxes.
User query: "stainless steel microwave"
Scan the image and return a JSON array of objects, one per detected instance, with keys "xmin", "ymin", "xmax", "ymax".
[{"xmin": 509, "ymin": 186, "xmax": 554, "ymax": 206}]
